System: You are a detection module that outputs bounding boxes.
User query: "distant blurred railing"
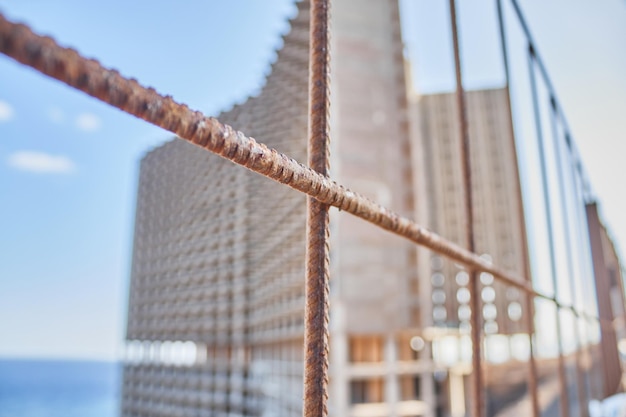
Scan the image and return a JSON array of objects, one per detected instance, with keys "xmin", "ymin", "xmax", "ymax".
[{"xmin": 497, "ymin": 0, "xmax": 620, "ymax": 416}]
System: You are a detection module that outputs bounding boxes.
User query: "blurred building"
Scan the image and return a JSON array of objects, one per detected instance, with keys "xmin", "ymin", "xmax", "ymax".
[
  {"xmin": 121, "ymin": 1, "xmax": 625, "ymax": 417},
  {"xmin": 122, "ymin": 1, "xmax": 310, "ymax": 413},
  {"xmin": 121, "ymin": 1, "xmax": 421, "ymax": 416},
  {"xmin": 412, "ymin": 88, "xmax": 529, "ymax": 337}
]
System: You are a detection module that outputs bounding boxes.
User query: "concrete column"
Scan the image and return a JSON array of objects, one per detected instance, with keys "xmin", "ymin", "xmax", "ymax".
[
  {"xmin": 417, "ymin": 245, "xmax": 436, "ymax": 417},
  {"xmin": 330, "ymin": 302, "xmax": 349, "ymax": 417},
  {"xmin": 420, "ymin": 347, "xmax": 436, "ymax": 417},
  {"xmin": 385, "ymin": 334, "xmax": 399, "ymax": 417}
]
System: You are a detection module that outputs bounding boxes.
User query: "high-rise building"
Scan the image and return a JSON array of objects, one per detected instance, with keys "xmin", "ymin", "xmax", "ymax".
[
  {"xmin": 412, "ymin": 88, "xmax": 528, "ymax": 337},
  {"xmin": 121, "ymin": 1, "xmax": 421, "ymax": 416},
  {"xmin": 122, "ymin": 1, "xmax": 310, "ymax": 413},
  {"xmin": 121, "ymin": 1, "xmax": 624, "ymax": 417}
]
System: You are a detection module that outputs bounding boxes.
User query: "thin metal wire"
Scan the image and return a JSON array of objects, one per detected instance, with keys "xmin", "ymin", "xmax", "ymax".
[
  {"xmin": 449, "ymin": 1, "xmax": 483, "ymax": 416},
  {"xmin": 303, "ymin": 0, "xmax": 331, "ymax": 416},
  {"xmin": 527, "ymin": 46, "xmax": 569, "ymax": 417}
]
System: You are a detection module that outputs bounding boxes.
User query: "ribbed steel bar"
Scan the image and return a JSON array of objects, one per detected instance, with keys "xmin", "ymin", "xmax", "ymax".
[
  {"xmin": 496, "ymin": 1, "xmax": 540, "ymax": 414},
  {"xmin": 449, "ymin": 1, "xmax": 484, "ymax": 416},
  {"xmin": 0, "ymin": 13, "xmax": 530, "ymax": 292},
  {"xmin": 303, "ymin": 0, "xmax": 331, "ymax": 416}
]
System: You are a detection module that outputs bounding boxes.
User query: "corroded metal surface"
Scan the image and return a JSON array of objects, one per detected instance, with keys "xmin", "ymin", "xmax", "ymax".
[{"xmin": 303, "ymin": 0, "xmax": 331, "ymax": 416}]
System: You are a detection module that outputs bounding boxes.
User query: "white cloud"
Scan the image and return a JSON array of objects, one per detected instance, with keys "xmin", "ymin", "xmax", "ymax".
[
  {"xmin": 7, "ymin": 151, "xmax": 76, "ymax": 174},
  {"xmin": 0, "ymin": 100, "xmax": 15, "ymax": 122},
  {"xmin": 75, "ymin": 113, "xmax": 101, "ymax": 132},
  {"xmin": 47, "ymin": 107, "xmax": 65, "ymax": 124}
]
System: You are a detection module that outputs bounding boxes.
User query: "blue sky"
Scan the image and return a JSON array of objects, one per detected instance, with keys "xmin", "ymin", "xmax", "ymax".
[{"xmin": 0, "ymin": 0, "xmax": 624, "ymax": 360}]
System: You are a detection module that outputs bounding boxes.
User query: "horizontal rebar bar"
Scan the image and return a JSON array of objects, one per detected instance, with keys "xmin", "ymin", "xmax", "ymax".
[{"xmin": 0, "ymin": 13, "xmax": 531, "ymax": 292}]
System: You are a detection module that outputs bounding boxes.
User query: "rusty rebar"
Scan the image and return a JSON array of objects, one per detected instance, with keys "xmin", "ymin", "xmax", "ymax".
[
  {"xmin": 303, "ymin": 0, "xmax": 331, "ymax": 416},
  {"xmin": 527, "ymin": 45, "xmax": 570, "ymax": 417},
  {"xmin": 496, "ymin": 1, "xmax": 540, "ymax": 414},
  {"xmin": 0, "ymin": 13, "xmax": 531, "ymax": 295},
  {"xmin": 449, "ymin": 1, "xmax": 484, "ymax": 416}
]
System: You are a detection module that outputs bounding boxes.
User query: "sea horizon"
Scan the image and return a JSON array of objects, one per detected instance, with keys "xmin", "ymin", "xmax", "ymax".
[
  {"xmin": 0, "ymin": 356, "xmax": 120, "ymax": 362},
  {"xmin": 0, "ymin": 358, "xmax": 121, "ymax": 417}
]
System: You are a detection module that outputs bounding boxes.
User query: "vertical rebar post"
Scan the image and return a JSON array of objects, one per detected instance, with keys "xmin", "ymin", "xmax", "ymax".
[
  {"xmin": 449, "ymin": 1, "xmax": 484, "ymax": 416},
  {"xmin": 496, "ymin": 1, "xmax": 540, "ymax": 414},
  {"xmin": 303, "ymin": 1, "xmax": 331, "ymax": 416},
  {"xmin": 548, "ymin": 98, "xmax": 590, "ymax": 416}
]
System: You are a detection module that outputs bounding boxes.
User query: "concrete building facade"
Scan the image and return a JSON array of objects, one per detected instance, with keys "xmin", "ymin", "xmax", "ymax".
[{"xmin": 121, "ymin": 1, "xmax": 623, "ymax": 417}]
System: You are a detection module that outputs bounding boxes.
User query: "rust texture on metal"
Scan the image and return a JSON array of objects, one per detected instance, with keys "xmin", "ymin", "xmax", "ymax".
[
  {"xmin": 303, "ymin": 0, "xmax": 331, "ymax": 416},
  {"xmin": 449, "ymin": 0, "xmax": 483, "ymax": 416},
  {"xmin": 0, "ymin": 12, "xmax": 532, "ymax": 292}
]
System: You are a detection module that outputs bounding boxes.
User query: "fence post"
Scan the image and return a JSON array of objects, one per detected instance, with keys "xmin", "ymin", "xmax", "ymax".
[{"xmin": 303, "ymin": 1, "xmax": 332, "ymax": 416}]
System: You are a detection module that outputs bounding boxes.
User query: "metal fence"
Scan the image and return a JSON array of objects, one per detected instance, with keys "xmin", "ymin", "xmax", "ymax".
[
  {"xmin": 0, "ymin": 1, "xmax": 621, "ymax": 416},
  {"xmin": 497, "ymin": 0, "xmax": 623, "ymax": 416}
]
